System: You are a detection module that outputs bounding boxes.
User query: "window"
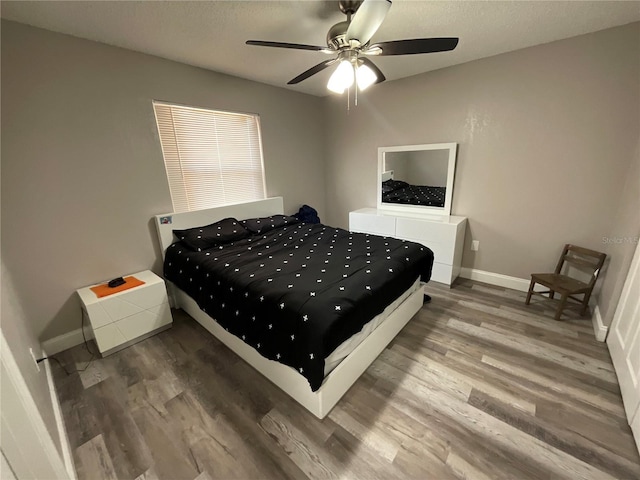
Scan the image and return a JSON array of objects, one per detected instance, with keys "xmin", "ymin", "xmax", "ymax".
[{"xmin": 153, "ymin": 101, "xmax": 266, "ymax": 213}]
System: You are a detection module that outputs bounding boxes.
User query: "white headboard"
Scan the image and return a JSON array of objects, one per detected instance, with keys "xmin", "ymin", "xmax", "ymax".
[
  {"xmin": 381, "ymin": 170, "xmax": 394, "ymax": 182},
  {"xmin": 154, "ymin": 197, "xmax": 284, "ymax": 258}
]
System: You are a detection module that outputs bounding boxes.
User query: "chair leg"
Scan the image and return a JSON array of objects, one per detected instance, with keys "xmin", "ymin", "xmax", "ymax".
[
  {"xmin": 555, "ymin": 293, "xmax": 568, "ymax": 321},
  {"xmin": 580, "ymin": 293, "xmax": 591, "ymax": 316},
  {"xmin": 525, "ymin": 279, "xmax": 535, "ymax": 305},
  {"xmin": 549, "ymin": 290, "xmax": 555, "ymax": 299}
]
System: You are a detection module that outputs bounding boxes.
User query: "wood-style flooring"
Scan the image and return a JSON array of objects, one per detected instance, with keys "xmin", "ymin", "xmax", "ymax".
[{"xmin": 52, "ymin": 279, "xmax": 640, "ymax": 480}]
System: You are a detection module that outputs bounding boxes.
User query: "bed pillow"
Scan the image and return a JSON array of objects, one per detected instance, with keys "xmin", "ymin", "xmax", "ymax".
[
  {"xmin": 241, "ymin": 214, "xmax": 300, "ymax": 234},
  {"xmin": 173, "ymin": 217, "xmax": 249, "ymax": 251},
  {"xmin": 382, "ymin": 179, "xmax": 410, "ymax": 194}
]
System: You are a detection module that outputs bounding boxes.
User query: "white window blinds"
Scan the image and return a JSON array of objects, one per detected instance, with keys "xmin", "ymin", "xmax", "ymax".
[{"xmin": 153, "ymin": 101, "xmax": 266, "ymax": 213}]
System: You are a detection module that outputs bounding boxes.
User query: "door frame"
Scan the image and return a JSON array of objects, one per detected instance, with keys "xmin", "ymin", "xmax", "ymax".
[
  {"xmin": 0, "ymin": 331, "xmax": 71, "ymax": 479},
  {"xmin": 606, "ymin": 240, "xmax": 640, "ymax": 454}
]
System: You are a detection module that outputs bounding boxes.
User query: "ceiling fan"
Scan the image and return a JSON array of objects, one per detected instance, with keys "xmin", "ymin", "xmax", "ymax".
[{"xmin": 246, "ymin": 0, "xmax": 459, "ymax": 94}]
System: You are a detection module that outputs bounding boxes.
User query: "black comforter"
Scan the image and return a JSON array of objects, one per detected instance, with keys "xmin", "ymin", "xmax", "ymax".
[
  {"xmin": 164, "ymin": 222, "xmax": 433, "ymax": 391},
  {"xmin": 382, "ymin": 180, "xmax": 445, "ymax": 207}
]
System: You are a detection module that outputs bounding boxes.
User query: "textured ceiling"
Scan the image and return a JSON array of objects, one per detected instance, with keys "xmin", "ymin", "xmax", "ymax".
[{"xmin": 2, "ymin": 1, "xmax": 639, "ymax": 97}]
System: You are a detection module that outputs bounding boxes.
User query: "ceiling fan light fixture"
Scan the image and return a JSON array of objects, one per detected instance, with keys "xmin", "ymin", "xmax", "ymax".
[
  {"xmin": 327, "ymin": 60, "xmax": 354, "ymax": 94},
  {"xmin": 356, "ymin": 63, "xmax": 377, "ymax": 91},
  {"xmin": 246, "ymin": 0, "xmax": 459, "ymax": 97}
]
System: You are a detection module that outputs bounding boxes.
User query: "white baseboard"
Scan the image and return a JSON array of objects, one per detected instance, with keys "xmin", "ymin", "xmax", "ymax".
[
  {"xmin": 591, "ymin": 304, "xmax": 608, "ymax": 342},
  {"xmin": 459, "ymin": 267, "xmax": 604, "ymax": 340},
  {"xmin": 43, "ymin": 350, "xmax": 77, "ymax": 479},
  {"xmin": 459, "ymin": 267, "xmax": 545, "ymax": 293},
  {"xmin": 42, "ymin": 326, "xmax": 93, "ymax": 356}
]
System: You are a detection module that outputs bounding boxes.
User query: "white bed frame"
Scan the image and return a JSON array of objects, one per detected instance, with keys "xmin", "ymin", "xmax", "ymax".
[{"xmin": 154, "ymin": 197, "xmax": 423, "ymax": 419}]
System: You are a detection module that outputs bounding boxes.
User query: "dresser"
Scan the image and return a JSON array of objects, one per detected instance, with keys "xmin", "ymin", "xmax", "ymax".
[
  {"xmin": 77, "ymin": 270, "xmax": 173, "ymax": 356},
  {"xmin": 349, "ymin": 208, "xmax": 467, "ymax": 285}
]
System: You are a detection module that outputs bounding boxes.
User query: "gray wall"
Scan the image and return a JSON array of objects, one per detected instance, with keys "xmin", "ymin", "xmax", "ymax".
[
  {"xmin": 384, "ymin": 150, "xmax": 449, "ymax": 186},
  {"xmin": 324, "ymin": 22, "xmax": 639, "ymax": 326},
  {"xmin": 384, "ymin": 153, "xmax": 409, "ymax": 179},
  {"xmin": 1, "ymin": 20, "xmax": 327, "ymax": 340},
  {"xmin": 406, "ymin": 150, "xmax": 449, "ymax": 187}
]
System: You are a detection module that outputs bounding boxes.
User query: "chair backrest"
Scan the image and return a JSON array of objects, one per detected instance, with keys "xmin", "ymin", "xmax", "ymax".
[{"xmin": 554, "ymin": 244, "xmax": 607, "ymax": 288}]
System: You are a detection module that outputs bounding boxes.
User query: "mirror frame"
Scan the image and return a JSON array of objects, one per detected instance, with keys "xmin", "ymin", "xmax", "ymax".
[{"xmin": 377, "ymin": 142, "xmax": 458, "ymax": 216}]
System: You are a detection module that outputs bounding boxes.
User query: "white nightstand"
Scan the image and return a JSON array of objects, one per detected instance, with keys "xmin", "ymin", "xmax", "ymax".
[{"xmin": 76, "ymin": 270, "xmax": 173, "ymax": 356}]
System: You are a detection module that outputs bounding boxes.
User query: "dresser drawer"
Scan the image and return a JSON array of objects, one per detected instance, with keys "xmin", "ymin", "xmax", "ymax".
[
  {"xmin": 396, "ymin": 217, "xmax": 457, "ymax": 264},
  {"xmin": 84, "ymin": 281, "xmax": 168, "ymax": 328},
  {"xmin": 92, "ymin": 323, "xmax": 127, "ymax": 354},
  {"xmin": 349, "ymin": 211, "xmax": 396, "ymax": 236},
  {"xmin": 397, "ymin": 237, "xmax": 454, "ymax": 264},
  {"xmin": 93, "ymin": 303, "xmax": 171, "ymax": 355},
  {"xmin": 395, "ymin": 217, "xmax": 455, "ymax": 244},
  {"xmin": 429, "ymin": 262, "xmax": 455, "ymax": 285},
  {"xmin": 114, "ymin": 303, "xmax": 172, "ymax": 342}
]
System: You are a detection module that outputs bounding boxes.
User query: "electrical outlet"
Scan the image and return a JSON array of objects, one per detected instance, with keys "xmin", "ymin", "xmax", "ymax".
[
  {"xmin": 471, "ymin": 240, "xmax": 480, "ymax": 251},
  {"xmin": 29, "ymin": 347, "xmax": 40, "ymax": 372}
]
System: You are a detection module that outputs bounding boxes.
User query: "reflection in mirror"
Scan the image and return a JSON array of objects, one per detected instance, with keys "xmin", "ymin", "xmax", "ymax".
[{"xmin": 378, "ymin": 143, "xmax": 457, "ymax": 216}]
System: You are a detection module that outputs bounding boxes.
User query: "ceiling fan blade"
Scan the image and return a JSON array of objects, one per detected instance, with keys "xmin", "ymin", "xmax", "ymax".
[
  {"xmin": 370, "ymin": 38, "xmax": 459, "ymax": 56},
  {"xmin": 246, "ymin": 40, "xmax": 330, "ymax": 52},
  {"xmin": 360, "ymin": 57, "xmax": 386, "ymax": 84},
  {"xmin": 346, "ymin": 0, "xmax": 392, "ymax": 45},
  {"xmin": 288, "ymin": 58, "xmax": 338, "ymax": 85}
]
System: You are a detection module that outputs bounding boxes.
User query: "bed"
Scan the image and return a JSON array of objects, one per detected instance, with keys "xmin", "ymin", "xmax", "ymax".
[
  {"xmin": 154, "ymin": 197, "xmax": 433, "ymax": 418},
  {"xmin": 382, "ymin": 179, "xmax": 446, "ymax": 207}
]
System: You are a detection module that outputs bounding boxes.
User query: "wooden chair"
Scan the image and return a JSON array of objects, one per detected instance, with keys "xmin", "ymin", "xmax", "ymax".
[{"xmin": 525, "ymin": 244, "xmax": 606, "ymax": 321}]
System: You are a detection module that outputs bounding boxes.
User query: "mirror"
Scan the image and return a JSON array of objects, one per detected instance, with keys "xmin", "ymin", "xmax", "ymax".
[{"xmin": 378, "ymin": 142, "xmax": 458, "ymax": 216}]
